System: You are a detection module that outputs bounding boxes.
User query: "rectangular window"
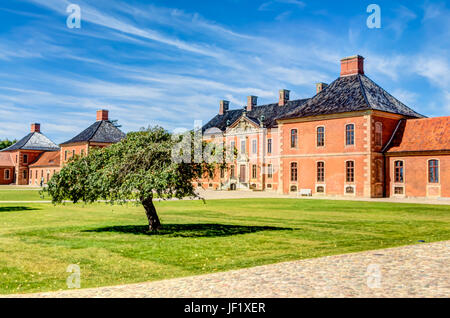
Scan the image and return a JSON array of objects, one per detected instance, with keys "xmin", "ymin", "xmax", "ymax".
[
  {"xmin": 291, "ymin": 129, "xmax": 298, "ymax": 148},
  {"xmin": 23, "ymin": 170, "xmax": 27, "ymax": 180},
  {"xmin": 4, "ymin": 169, "xmax": 10, "ymax": 180},
  {"xmin": 81, "ymin": 149, "xmax": 85, "ymax": 156},
  {"xmin": 64, "ymin": 151, "xmax": 68, "ymax": 161},
  {"xmin": 23, "ymin": 154, "xmax": 28, "ymax": 164},
  {"xmin": 317, "ymin": 162, "xmax": 325, "ymax": 182},
  {"xmin": 375, "ymin": 122, "xmax": 383, "ymax": 146},
  {"xmin": 252, "ymin": 139, "xmax": 257, "ymax": 154},
  {"xmin": 317, "ymin": 127, "xmax": 325, "ymax": 147},
  {"xmin": 394, "ymin": 161, "xmax": 404, "ymax": 183},
  {"xmin": 346, "ymin": 161, "xmax": 355, "ymax": 183},
  {"xmin": 268, "ymin": 164, "xmax": 273, "ymax": 179},
  {"xmin": 230, "ymin": 165, "xmax": 235, "ymax": 179},
  {"xmin": 428, "ymin": 160, "xmax": 439, "ymax": 183},
  {"xmin": 240, "ymin": 140, "xmax": 246, "ymax": 154},
  {"xmin": 230, "ymin": 141, "xmax": 235, "ymax": 150},
  {"xmin": 291, "ymin": 162, "xmax": 298, "ymax": 182},
  {"xmin": 252, "ymin": 164, "xmax": 257, "ymax": 179},
  {"xmin": 220, "ymin": 167, "xmax": 225, "ymax": 179},
  {"xmin": 267, "ymin": 139, "xmax": 272, "ymax": 154},
  {"xmin": 72, "ymin": 150, "xmax": 75, "ymax": 157},
  {"xmin": 346, "ymin": 124, "xmax": 355, "ymax": 145}
]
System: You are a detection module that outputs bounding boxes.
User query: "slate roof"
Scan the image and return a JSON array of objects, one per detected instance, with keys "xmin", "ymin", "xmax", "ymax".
[
  {"xmin": 385, "ymin": 117, "xmax": 450, "ymax": 153},
  {"xmin": 203, "ymin": 99, "xmax": 309, "ymax": 132},
  {"xmin": 278, "ymin": 74, "xmax": 423, "ymax": 120},
  {"xmin": 29, "ymin": 151, "xmax": 61, "ymax": 168},
  {"xmin": 1, "ymin": 132, "xmax": 60, "ymax": 152},
  {"xmin": 0, "ymin": 153, "xmax": 13, "ymax": 167},
  {"xmin": 60, "ymin": 120, "xmax": 126, "ymax": 145}
]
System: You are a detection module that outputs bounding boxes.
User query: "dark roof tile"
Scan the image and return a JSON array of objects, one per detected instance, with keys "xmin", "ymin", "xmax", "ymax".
[
  {"xmin": 1, "ymin": 132, "xmax": 60, "ymax": 152},
  {"xmin": 61, "ymin": 120, "xmax": 126, "ymax": 145},
  {"xmin": 203, "ymin": 99, "xmax": 309, "ymax": 132},
  {"xmin": 278, "ymin": 74, "xmax": 423, "ymax": 120}
]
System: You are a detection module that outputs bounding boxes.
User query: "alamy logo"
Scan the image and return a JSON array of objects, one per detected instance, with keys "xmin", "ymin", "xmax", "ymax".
[
  {"xmin": 66, "ymin": 4, "xmax": 81, "ymax": 29},
  {"xmin": 366, "ymin": 264, "xmax": 382, "ymax": 289},
  {"xmin": 66, "ymin": 264, "xmax": 81, "ymax": 289},
  {"xmin": 366, "ymin": 4, "xmax": 381, "ymax": 29}
]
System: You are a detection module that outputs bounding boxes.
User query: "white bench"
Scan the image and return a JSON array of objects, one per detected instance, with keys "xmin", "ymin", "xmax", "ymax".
[{"xmin": 298, "ymin": 189, "xmax": 312, "ymax": 197}]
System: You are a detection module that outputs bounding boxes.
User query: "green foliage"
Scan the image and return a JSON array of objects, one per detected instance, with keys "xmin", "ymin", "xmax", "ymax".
[
  {"xmin": 46, "ymin": 127, "xmax": 214, "ymax": 228},
  {"xmin": 0, "ymin": 139, "xmax": 17, "ymax": 150}
]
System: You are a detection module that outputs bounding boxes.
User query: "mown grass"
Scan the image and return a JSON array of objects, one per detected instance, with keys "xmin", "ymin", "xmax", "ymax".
[
  {"xmin": 0, "ymin": 198, "xmax": 448, "ymax": 294},
  {"xmin": 0, "ymin": 190, "xmax": 48, "ymax": 201}
]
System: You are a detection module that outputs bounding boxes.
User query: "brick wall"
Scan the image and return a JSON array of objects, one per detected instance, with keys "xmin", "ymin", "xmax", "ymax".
[{"xmin": 387, "ymin": 155, "xmax": 449, "ymax": 198}]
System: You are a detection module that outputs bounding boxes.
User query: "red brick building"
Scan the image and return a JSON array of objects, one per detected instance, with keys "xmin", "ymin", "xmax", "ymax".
[
  {"xmin": 60, "ymin": 110, "xmax": 125, "ymax": 165},
  {"xmin": 0, "ymin": 123, "xmax": 60, "ymax": 185},
  {"xmin": 0, "ymin": 152, "xmax": 14, "ymax": 185},
  {"xmin": 0, "ymin": 110, "xmax": 125, "ymax": 186},
  {"xmin": 384, "ymin": 117, "xmax": 449, "ymax": 198},
  {"xmin": 201, "ymin": 55, "xmax": 449, "ymax": 199}
]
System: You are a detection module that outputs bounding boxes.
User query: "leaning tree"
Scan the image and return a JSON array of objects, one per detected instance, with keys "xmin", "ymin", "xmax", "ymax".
[{"xmin": 47, "ymin": 126, "xmax": 214, "ymax": 231}]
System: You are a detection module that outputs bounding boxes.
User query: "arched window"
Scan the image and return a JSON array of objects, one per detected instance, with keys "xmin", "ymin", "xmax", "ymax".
[
  {"xmin": 346, "ymin": 124, "xmax": 355, "ymax": 145},
  {"xmin": 291, "ymin": 129, "xmax": 298, "ymax": 148},
  {"xmin": 394, "ymin": 161, "xmax": 404, "ymax": 183},
  {"xmin": 317, "ymin": 162, "xmax": 325, "ymax": 182},
  {"xmin": 317, "ymin": 127, "xmax": 325, "ymax": 147},
  {"xmin": 428, "ymin": 160, "xmax": 439, "ymax": 183},
  {"xmin": 375, "ymin": 122, "xmax": 383, "ymax": 146},
  {"xmin": 290, "ymin": 162, "xmax": 298, "ymax": 182}
]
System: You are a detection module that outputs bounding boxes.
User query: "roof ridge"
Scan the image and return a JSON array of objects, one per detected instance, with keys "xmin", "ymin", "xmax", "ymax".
[
  {"xmin": 230, "ymin": 98, "xmax": 309, "ymax": 112},
  {"xmin": 357, "ymin": 74, "xmax": 371, "ymax": 108},
  {"xmin": 89, "ymin": 120, "xmax": 105, "ymax": 141}
]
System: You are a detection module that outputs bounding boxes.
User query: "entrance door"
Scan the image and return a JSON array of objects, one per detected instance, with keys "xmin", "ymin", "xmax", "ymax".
[{"xmin": 239, "ymin": 165, "xmax": 246, "ymax": 183}]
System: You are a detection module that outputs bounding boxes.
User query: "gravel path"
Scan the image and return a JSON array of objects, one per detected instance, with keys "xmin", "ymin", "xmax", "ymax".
[
  {"xmin": 1, "ymin": 189, "xmax": 449, "ymax": 205},
  {"xmin": 6, "ymin": 241, "xmax": 449, "ymax": 298}
]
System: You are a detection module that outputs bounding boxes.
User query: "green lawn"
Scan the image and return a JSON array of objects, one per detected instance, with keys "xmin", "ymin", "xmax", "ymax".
[
  {"xmin": 0, "ymin": 198, "xmax": 449, "ymax": 295},
  {"xmin": 0, "ymin": 190, "xmax": 48, "ymax": 201}
]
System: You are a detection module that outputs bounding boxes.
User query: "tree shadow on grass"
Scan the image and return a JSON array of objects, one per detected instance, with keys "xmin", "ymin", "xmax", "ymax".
[
  {"xmin": 85, "ymin": 224, "xmax": 293, "ymax": 238},
  {"xmin": 0, "ymin": 206, "xmax": 40, "ymax": 213}
]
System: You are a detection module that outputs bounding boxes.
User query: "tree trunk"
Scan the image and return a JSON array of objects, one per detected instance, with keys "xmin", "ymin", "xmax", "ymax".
[{"xmin": 142, "ymin": 198, "xmax": 161, "ymax": 232}]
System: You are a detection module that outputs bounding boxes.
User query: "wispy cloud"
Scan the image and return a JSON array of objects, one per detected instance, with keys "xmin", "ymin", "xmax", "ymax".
[{"xmin": 0, "ymin": 0, "xmax": 447, "ymax": 141}]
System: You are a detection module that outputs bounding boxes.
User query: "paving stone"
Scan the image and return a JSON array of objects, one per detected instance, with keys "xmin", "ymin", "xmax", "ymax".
[{"xmin": 5, "ymin": 241, "xmax": 449, "ymax": 298}]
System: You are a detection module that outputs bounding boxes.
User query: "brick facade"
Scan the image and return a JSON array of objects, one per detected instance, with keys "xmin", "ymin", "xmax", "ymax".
[
  {"xmin": 200, "ymin": 55, "xmax": 449, "ymax": 199},
  {"xmin": 0, "ymin": 110, "xmax": 124, "ymax": 186}
]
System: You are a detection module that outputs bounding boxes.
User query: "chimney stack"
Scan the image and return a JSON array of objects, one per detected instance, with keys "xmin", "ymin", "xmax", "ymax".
[
  {"xmin": 31, "ymin": 123, "xmax": 41, "ymax": 133},
  {"xmin": 247, "ymin": 96, "xmax": 257, "ymax": 112},
  {"xmin": 279, "ymin": 89, "xmax": 290, "ymax": 106},
  {"xmin": 316, "ymin": 82, "xmax": 328, "ymax": 94},
  {"xmin": 340, "ymin": 55, "xmax": 364, "ymax": 77},
  {"xmin": 219, "ymin": 100, "xmax": 229, "ymax": 115},
  {"xmin": 96, "ymin": 109, "xmax": 109, "ymax": 121}
]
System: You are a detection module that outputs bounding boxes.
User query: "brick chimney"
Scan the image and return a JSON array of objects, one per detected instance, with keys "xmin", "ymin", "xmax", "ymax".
[
  {"xmin": 316, "ymin": 82, "xmax": 328, "ymax": 94},
  {"xmin": 31, "ymin": 123, "xmax": 41, "ymax": 133},
  {"xmin": 96, "ymin": 109, "xmax": 109, "ymax": 121},
  {"xmin": 247, "ymin": 96, "xmax": 257, "ymax": 112},
  {"xmin": 340, "ymin": 55, "xmax": 364, "ymax": 77},
  {"xmin": 219, "ymin": 100, "xmax": 229, "ymax": 115},
  {"xmin": 279, "ymin": 89, "xmax": 290, "ymax": 106}
]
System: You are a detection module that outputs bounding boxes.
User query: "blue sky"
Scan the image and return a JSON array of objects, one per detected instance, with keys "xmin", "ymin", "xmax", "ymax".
[{"xmin": 0, "ymin": 0, "xmax": 449, "ymax": 143}]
